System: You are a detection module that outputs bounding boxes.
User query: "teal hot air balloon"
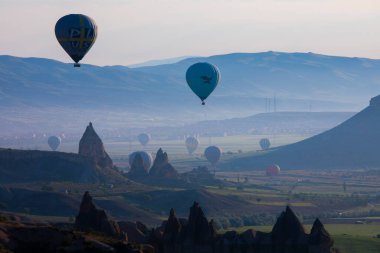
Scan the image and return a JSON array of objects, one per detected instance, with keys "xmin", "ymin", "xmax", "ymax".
[
  {"xmin": 55, "ymin": 14, "xmax": 97, "ymax": 67},
  {"xmin": 186, "ymin": 63, "xmax": 220, "ymax": 105}
]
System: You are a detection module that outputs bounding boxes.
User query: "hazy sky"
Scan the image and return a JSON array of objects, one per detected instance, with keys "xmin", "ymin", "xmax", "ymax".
[{"xmin": 0, "ymin": 0, "xmax": 379, "ymax": 65}]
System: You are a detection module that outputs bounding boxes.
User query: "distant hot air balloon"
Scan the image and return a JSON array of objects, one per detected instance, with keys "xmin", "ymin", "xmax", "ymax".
[
  {"xmin": 259, "ymin": 138, "xmax": 271, "ymax": 150},
  {"xmin": 55, "ymin": 14, "xmax": 97, "ymax": 67},
  {"xmin": 48, "ymin": 136, "xmax": 61, "ymax": 151},
  {"xmin": 129, "ymin": 151, "xmax": 153, "ymax": 171},
  {"xmin": 138, "ymin": 133, "xmax": 151, "ymax": 146},
  {"xmin": 186, "ymin": 62, "xmax": 220, "ymax": 105},
  {"xmin": 185, "ymin": 136, "xmax": 200, "ymax": 154},
  {"xmin": 204, "ymin": 146, "xmax": 222, "ymax": 166},
  {"xmin": 266, "ymin": 164, "xmax": 280, "ymax": 176}
]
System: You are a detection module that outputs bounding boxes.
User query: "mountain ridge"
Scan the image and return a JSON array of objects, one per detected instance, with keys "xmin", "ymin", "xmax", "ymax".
[{"xmin": 1, "ymin": 51, "xmax": 380, "ymax": 134}]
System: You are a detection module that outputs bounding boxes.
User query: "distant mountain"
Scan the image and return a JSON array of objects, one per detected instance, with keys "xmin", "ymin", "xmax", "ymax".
[
  {"xmin": 1, "ymin": 52, "xmax": 380, "ymax": 135},
  {"xmin": 128, "ymin": 56, "xmax": 194, "ymax": 68},
  {"xmin": 176, "ymin": 111, "xmax": 355, "ymax": 136},
  {"xmin": 222, "ymin": 96, "xmax": 380, "ymax": 170}
]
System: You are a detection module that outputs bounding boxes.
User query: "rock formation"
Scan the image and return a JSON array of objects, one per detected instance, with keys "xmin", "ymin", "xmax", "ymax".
[
  {"xmin": 128, "ymin": 153, "xmax": 149, "ymax": 179},
  {"xmin": 149, "ymin": 148, "xmax": 178, "ymax": 179},
  {"xmin": 0, "ymin": 199, "xmax": 337, "ymax": 253},
  {"xmin": 159, "ymin": 204, "xmax": 334, "ymax": 253},
  {"xmin": 309, "ymin": 218, "xmax": 333, "ymax": 253},
  {"xmin": 78, "ymin": 122, "xmax": 113, "ymax": 169},
  {"xmin": 75, "ymin": 191, "xmax": 122, "ymax": 238},
  {"xmin": 162, "ymin": 208, "xmax": 182, "ymax": 252},
  {"xmin": 271, "ymin": 206, "xmax": 308, "ymax": 252}
]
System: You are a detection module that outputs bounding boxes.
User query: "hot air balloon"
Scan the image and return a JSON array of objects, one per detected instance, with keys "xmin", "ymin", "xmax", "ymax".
[
  {"xmin": 204, "ymin": 146, "xmax": 222, "ymax": 166},
  {"xmin": 266, "ymin": 164, "xmax": 280, "ymax": 176},
  {"xmin": 138, "ymin": 133, "xmax": 151, "ymax": 146},
  {"xmin": 55, "ymin": 14, "xmax": 97, "ymax": 67},
  {"xmin": 129, "ymin": 151, "xmax": 153, "ymax": 171},
  {"xmin": 259, "ymin": 138, "xmax": 271, "ymax": 150},
  {"xmin": 48, "ymin": 136, "xmax": 61, "ymax": 151},
  {"xmin": 185, "ymin": 136, "xmax": 200, "ymax": 154},
  {"xmin": 186, "ymin": 62, "xmax": 220, "ymax": 105}
]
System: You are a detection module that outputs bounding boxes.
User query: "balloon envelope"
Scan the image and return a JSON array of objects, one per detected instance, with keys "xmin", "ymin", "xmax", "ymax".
[
  {"xmin": 266, "ymin": 164, "xmax": 280, "ymax": 176},
  {"xmin": 138, "ymin": 133, "xmax": 151, "ymax": 146},
  {"xmin": 185, "ymin": 136, "xmax": 200, "ymax": 154},
  {"xmin": 186, "ymin": 62, "xmax": 220, "ymax": 104},
  {"xmin": 204, "ymin": 146, "xmax": 222, "ymax": 166},
  {"xmin": 48, "ymin": 136, "xmax": 61, "ymax": 151},
  {"xmin": 129, "ymin": 151, "xmax": 153, "ymax": 171},
  {"xmin": 259, "ymin": 138, "xmax": 271, "ymax": 150},
  {"xmin": 55, "ymin": 14, "xmax": 97, "ymax": 66}
]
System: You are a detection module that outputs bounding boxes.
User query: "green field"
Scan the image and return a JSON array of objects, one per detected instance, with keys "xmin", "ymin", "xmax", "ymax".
[{"xmin": 222, "ymin": 224, "xmax": 380, "ymax": 253}]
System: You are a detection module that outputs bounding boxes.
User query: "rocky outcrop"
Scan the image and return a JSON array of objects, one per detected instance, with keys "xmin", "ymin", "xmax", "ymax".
[
  {"xmin": 78, "ymin": 122, "xmax": 113, "ymax": 169},
  {"xmin": 309, "ymin": 218, "xmax": 333, "ymax": 253},
  {"xmin": 183, "ymin": 201, "xmax": 216, "ymax": 244},
  {"xmin": 160, "ymin": 202, "xmax": 216, "ymax": 253},
  {"xmin": 162, "ymin": 208, "xmax": 182, "ymax": 252},
  {"xmin": 159, "ymin": 204, "xmax": 333, "ymax": 253},
  {"xmin": 271, "ymin": 206, "xmax": 309, "ymax": 252},
  {"xmin": 75, "ymin": 191, "xmax": 122, "ymax": 238},
  {"xmin": 128, "ymin": 153, "xmax": 149, "ymax": 179},
  {"xmin": 0, "ymin": 200, "xmax": 336, "ymax": 253},
  {"xmin": 149, "ymin": 149, "xmax": 178, "ymax": 179}
]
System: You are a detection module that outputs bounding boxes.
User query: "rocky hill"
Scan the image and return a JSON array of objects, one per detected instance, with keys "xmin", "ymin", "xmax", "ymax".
[
  {"xmin": 223, "ymin": 95, "xmax": 380, "ymax": 170},
  {"xmin": 79, "ymin": 122, "xmax": 113, "ymax": 169}
]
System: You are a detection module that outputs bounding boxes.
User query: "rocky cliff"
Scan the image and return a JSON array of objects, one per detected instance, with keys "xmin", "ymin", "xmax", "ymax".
[
  {"xmin": 149, "ymin": 148, "xmax": 178, "ymax": 179},
  {"xmin": 128, "ymin": 153, "xmax": 149, "ymax": 179},
  {"xmin": 75, "ymin": 191, "xmax": 123, "ymax": 239},
  {"xmin": 78, "ymin": 122, "xmax": 113, "ymax": 169}
]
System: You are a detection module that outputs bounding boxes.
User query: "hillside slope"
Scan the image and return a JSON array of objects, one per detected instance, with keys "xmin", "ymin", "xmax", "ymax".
[{"xmin": 222, "ymin": 96, "xmax": 380, "ymax": 170}]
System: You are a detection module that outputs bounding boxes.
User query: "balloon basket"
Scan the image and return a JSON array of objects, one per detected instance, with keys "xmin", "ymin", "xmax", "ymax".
[
  {"xmin": 202, "ymin": 101, "xmax": 205, "ymax": 105},
  {"xmin": 74, "ymin": 63, "xmax": 81, "ymax": 67}
]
